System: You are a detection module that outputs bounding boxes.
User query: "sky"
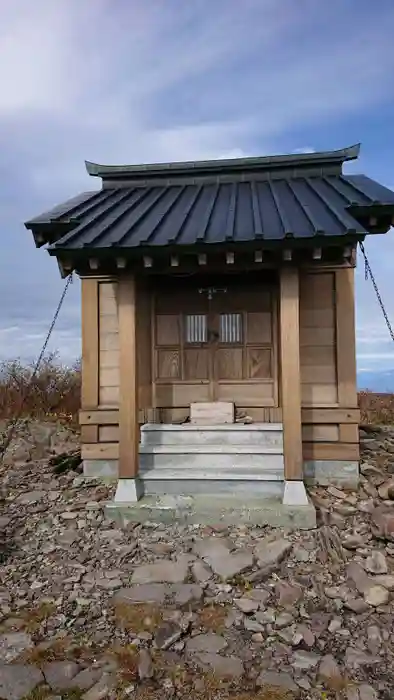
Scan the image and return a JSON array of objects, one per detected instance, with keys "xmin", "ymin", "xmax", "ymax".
[{"xmin": 0, "ymin": 0, "xmax": 394, "ymax": 383}]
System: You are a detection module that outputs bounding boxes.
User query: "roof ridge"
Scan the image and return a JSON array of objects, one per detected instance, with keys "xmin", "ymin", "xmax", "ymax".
[{"xmin": 85, "ymin": 144, "xmax": 361, "ymax": 179}]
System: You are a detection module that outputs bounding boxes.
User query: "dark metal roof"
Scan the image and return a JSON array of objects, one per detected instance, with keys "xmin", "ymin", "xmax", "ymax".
[
  {"xmin": 24, "ymin": 145, "xmax": 394, "ymax": 253},
  {"xmin": 25, "ymin": 174, "xmax": 394, "ymax": 252}
]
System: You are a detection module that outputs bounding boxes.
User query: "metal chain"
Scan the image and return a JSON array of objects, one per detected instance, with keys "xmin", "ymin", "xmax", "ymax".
[
  {"xmin": 0, "ymin": 274, "xmax": 73, "ymax": 463},
  {"xmin": 359, "ymin": 241, "xmax": 394, "ymax": 343}
]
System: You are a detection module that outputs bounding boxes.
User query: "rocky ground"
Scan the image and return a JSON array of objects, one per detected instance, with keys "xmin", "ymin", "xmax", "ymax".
[{"xmin": 1, "ymin": 421, "xmax": 394, "ymax": 699}]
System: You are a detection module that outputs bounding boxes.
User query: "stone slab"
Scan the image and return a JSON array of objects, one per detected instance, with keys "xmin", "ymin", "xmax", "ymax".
[
  {"xmin": 0, "ymin": 663, "xmax": 43, "ymax": 700},
  {"xmin": 303, "ymin": 460, "xmax": 359, "ymax": 488},
  {"xmin": 83, "ymin": 459, "xmax": 118, "ymax": 480},
  {"xmin": 105, "ymin": 494, "xmax": 316, "ymax": 529},
  {"xmin": 190, "ymin": 401, "xmax": 234, "ymax": 424}
]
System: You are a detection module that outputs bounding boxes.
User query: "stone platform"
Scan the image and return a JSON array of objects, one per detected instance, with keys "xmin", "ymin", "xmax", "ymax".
[{"xmin": 105, "ymin": 493, "xmax": 316, "ymax": 529}]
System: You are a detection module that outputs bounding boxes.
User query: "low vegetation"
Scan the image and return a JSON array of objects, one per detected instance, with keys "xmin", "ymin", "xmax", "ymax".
[{"xmin": 0, "ymin": 354, "xmax": 393, "ymax": 428}]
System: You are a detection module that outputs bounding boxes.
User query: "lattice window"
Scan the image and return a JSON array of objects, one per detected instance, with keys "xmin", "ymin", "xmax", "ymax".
[{"xmin": 219, "ymin": 313, "xmax": 243, "ymax": 343}]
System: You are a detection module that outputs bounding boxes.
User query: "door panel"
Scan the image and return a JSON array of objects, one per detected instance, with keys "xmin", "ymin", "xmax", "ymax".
[{"xmin": 153, "ymin": 279, "xmax": 277, "ymax": 408}]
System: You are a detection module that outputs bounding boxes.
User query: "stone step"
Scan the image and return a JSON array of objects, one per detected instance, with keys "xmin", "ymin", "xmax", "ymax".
[
  {"xmin": 140, "ymin": 423, "xmax": 283, "ymax": 448},
  {"xmin": 139, "ymin": 450, "xmax": 284, "ymax": 473},
  {"xmin": 141, "ymin": 478, "xmax": 283, "ymax": 498},
  {"xmin": 140, "ymin": 465, "xmax": 283, "ymax": 480}
]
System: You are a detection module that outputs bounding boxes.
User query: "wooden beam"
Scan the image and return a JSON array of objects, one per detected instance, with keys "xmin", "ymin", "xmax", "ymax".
[
  {"xmin": 254, "ymin": 250, "xmax": 263, "ymax": 263},
  {"xmin": 143, "ymin": 256, "xmax": 153, "ymax": 268},
  {"xmin": 283, "ymin": 249, "xmax": 292, "ymax": 261},
  {"xmin": 301, "ymin": 407, "xmax": 360, "ymax": 424},
  {"xmin": 198, "ymin": 253, "xmax": 207, "ymax": 266},
  {"xmin": 335, "ymin": 268, "xmax": 358, "ymax": 407},
  {"xmin": 312, "ymin": 248, "xmax": 322, "ymax": 260},
  {"xmin": 116, "ymin": 257, "xmax": 127, "ymax": 269},
  {"xmin": 118, "ymin": 276, "xmax": 139, "ymax": 478},
  {"xmin": 89, "ymin": 258, "xmax": 99, "ymax": 270},
  {"xmin": 369, "ymin": 216, "xmax": 377, "ymax": 227},
  {"xmin": 280, "ymin": 266, "xmax": 303, "ymax": 480},
  {"xmin": 170, "ymin": 255, "xmax": 179, "ymax": 267},
  {"xmin": 81, "ymin": 279, "xmax": 99, "ymax": 409},
  {"xmin": 226, "ymin": 252, "xmax": 234, "ymax": 264}
]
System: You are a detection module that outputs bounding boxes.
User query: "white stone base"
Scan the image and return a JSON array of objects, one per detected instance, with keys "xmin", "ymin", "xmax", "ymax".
[
  {"xmin": 282, "ymin": 480, "xmax": 309, "ymax": 506},
  {"xmin": 114, "ymin": 478, "xmax": 143, "ymax": 503}
]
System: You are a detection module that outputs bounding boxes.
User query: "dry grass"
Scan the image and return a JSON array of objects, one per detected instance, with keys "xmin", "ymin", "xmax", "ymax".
[
  {"xmin": 0, "ymin": 353, "xmax": 81, "ymax": 423},
  {"xmin": 359, "ymin": 390, "xmax": 394, "ymax": 425},
  {"xmin": 12, "ymin": 602, "xmax": 57, "ymax": 634},
  {"xmin": 197, "ymin": 604, "xmax": 230, "ymax": 633},
  {"xmin": 113, "ymin": 601, "xmax": 163, "ymax": 634}
]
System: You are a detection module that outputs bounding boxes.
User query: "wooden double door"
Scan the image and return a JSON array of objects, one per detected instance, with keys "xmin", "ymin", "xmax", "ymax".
[{"xmin": 154, "ymin": 275, "xmax": 278, "ymax": 407}]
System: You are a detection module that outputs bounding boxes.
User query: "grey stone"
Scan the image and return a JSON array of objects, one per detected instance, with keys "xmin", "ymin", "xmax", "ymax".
[
  {"xmin": 247, "ymin": 588, "xmax": 271, "ymax": 605},
  {"xmin": 57, "ymin": 529, "xmax": 80, "ymax": 546},
  {"xmin": 0, "ymin": 663, "xmax": 44, "ymax": 700},
  {"xmin": 357, "ymin": 685, "xmax": 378, "ymax": 700},
  {"xmin": 154, "ymin": 621, "xmax": 183, "ymax": 650},
  {"xmin": 114, "ymin": 584, "xmax": 168, "ymax": 604},
  {"xmin": 367, "ymin": 625, "xmax": 382, "ymax": 654},
  {"xmin": 16, "ymin": 490, "xmax": 46, "ymax": 505},
  {"xmin": 43, "ymin": 661, "xmax": 80, "ymax": 690},
  {"xmin": 363, "ymin": 584, "xmax": 389, "ymax": 607},
  {"xmin": 370, "ymin": 505, "xmax": 394, "ymax": 541},
  {"xmin": 193, "ymin": 537, "xmax": 233, "ymax": 558},
  {"xmin": 194, "ymin": 653, "xmax": 244, "ymax": 678},
  {"xmin": 345, "ymin": 647, "xmax": 380, "ymax": 669},
  {"xmin": 255, "ymin": 537, "xmax": 292, "ymax": 568},
  {"xmin": 191, "ymin": 560, "xmax": 213, "ymax": 583},
  {"xmin": 138, "ymin": 649, "xmax": 153, "ymax": 679},
  {"xmin": 347, "ymin": 561, "xmax": 370, "ymax": 594},
  {"xmin": 243, "ymin": 618, "xmax": 265, "ymax": 632},
  {"xmin": 372, "ymin": 574, "xmax": 394, "ymax": 590},
  {"xmin": 257, "ymin": 670, "xmax": 298, "ymax": 692},
  {"xmin": 186, "ymin": 633, "xmax": 227, "ymax": 654},
  {"xmin": 171, "ymin": 584, "xmax": 203, "ymax": 605},
  {"xmin": 234, "ymin": 597, "xmax": 259, "ymax": 614},
  {"xmin": 131, "ymin": 559, "xmax": 189, "ymax": 584},
  {"xmin": 275, "ymin": 612, "xmax": 294, "ymax": 629},
  {"xmin": 203, "ymin": 550, "xmax": 254, "ymax": 580},
  {"xmin": 365, "ymin": 550, "xmax": 388, "ymax": 575},
  {"xmin": 291, "ymin": 650, "xmax": 321, "ymax": 670},
  {"xmin": 82, "ymin": 672, "xmax": 116, "ymax": 700},
  {"xmin": 318, "ymin": 654, "xmax": 342, "ymax": 683},
  {"xmin": 0, "ymin": 632, "xmax": 33, "ymax": 662},
  {"xmin": 71, "ymin": 667, "xmax": 103, "ymax": 691}
]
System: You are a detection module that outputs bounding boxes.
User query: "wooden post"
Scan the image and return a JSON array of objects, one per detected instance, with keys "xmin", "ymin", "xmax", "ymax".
[
  {"xmin": 118, "ymin": 275, "xmax": 139, "ymax": 481},
  {"xmin": 280, "ymin": 266, "xmax": 304, "ymax": 484},
  {"xmin": 335, "ymin": 268, "xmax": 358, "ymax": 407}
]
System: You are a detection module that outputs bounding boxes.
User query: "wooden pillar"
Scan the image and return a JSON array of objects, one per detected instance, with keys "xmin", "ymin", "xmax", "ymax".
[
  {"xmin": 118, "ymin": 275, "xmax": 139, "ymax": 479},
  {"xmin": 280, "ymin": 266, "xmax": 303, "ymax": 481},
  {"xmin": 335, "ymin": 268, "xmax": 358, "ymax": 407}
]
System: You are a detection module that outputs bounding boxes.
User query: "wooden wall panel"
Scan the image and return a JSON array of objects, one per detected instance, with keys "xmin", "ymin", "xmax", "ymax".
[
  {"xmin": 98, "ymin": 282, "xmax": 120, "ymax": 406},
  {"xmin": 81, "ymin": 279, "xmax": 99, "ymax": 409},
  {"xmin": 299, "ymin": 271, "xmax": 338, "ymax": 406},
  {"xmin": 335, "ymin": 268, "xmax": 358, "ymax": 407}
]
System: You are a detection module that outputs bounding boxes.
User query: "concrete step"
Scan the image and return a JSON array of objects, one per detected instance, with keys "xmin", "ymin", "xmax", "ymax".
[
  {"xmin": 141, "ymin": 478, "xmax": 283, "ymax": 498},
  {"xmin": 105, "ymin": 493, "xmax": 316, "ymax": 529},
  {"xmin": 140, "ymin": 423, "xmax": 283, "ymax": 449},
  {"xmin": 139, "ymin": 450, "xmax": 284, "ymax": 472},
  {"xmin": 140, "ymin": 466, "xmax": 283, "ymax": 480}
]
